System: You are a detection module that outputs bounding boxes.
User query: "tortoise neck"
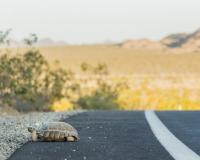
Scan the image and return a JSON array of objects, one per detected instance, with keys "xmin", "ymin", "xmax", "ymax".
[{"xmin": 32, "ymin": 130, "xmax": 38, "ymax": 141}]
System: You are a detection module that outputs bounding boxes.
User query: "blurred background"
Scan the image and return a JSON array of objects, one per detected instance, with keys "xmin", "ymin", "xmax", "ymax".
[{"xmin": 1, "ymin": 0, "xmax": 200, "ymax": 113}]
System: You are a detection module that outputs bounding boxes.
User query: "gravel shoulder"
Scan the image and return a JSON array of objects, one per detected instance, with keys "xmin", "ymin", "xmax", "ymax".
[{"xmin": 0, "ymin": 110, "xmax": 84, "ymax": 160}]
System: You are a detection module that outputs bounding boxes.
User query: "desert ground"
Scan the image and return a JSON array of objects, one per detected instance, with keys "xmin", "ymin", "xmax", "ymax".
[{"xmin": 6, "ymin": 44, "xmax": 200, "ymax": 75}]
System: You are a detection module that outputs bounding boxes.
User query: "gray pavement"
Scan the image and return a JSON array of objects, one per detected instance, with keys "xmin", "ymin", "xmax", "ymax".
[
  {"xmin": 9, "ymin": 111, "xmax": 173, "ymax": 160},
  {"xmin": 157, "ymin": 111, "xmax": 200, "ymax": 156}
]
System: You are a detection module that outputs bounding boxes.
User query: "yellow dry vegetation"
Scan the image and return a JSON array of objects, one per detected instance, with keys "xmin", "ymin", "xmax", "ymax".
[
  {"xmin": 5, "ymin": 45, "xmax": 200, "ymax": 110},
  {"xmin": 50, "ymin": 98, "xmax": 74, "ymax": 112},
  {"xmin": 74, "ymin": 74, "xmax": 200, "ymax": 110},
  {"xmin": 8, "ymin": 45, "xmax": 200, "ymax": 74},
  {"xmin": 115, "ymin": 75, "xmax": 200, "ymax": 110},
  {"xmin": 117, "ymin": 87, "xmax": 200, "ymax": 110}
]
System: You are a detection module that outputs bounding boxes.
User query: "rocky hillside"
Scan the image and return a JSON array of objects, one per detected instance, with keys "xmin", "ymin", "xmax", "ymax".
[
  {"xmin": 161, "ymin": 33, "xmax": 189, "ymax": 48},
  {"xmin": 120, "ymin": 39, "xmax": 166, "ymax": 50},
  {"xmin": 121, "ymin": 28, "xmax": 200, "ymax": 52}
]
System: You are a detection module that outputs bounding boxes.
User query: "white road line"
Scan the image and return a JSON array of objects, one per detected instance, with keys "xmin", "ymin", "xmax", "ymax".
[{"xmin": 145, "ymin": 110, "xmax": 200, "ymax": 160}]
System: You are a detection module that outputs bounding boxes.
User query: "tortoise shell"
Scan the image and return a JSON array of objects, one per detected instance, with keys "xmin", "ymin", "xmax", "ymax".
[{"xmin": 28, "ymin": 122, "xmax": 79, "ymax": 142}]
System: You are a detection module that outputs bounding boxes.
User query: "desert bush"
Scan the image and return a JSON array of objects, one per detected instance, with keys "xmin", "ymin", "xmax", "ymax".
[
  {"xmin": 0, "ymin": 50, "xmax": 75, "ymax": 111},
  {"xmin": 0, "ymin": 31, "xmax": 76, "ymax": 112},
  {"xmin": 0, "ymin": 29, "xmax": 11, "ymax": 45},
  {"xmin": 77, "ymin": 63, "xmax": 124, "ymax": 110},
  {"xmin": 77, "ymin": 90, "xmax": 118, "ymax": 110},
  {"xmin": 24, "ymin": 33, "xmax": 38, "ymax": 46}
]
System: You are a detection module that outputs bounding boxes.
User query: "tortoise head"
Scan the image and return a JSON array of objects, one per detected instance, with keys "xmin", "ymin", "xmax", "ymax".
[{"xmin": 28, "ymin": 127, "xmax": 36, "ymax": 133}]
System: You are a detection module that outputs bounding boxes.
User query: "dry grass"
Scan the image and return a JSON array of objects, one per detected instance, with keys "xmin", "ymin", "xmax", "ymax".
[
  {"xmin": 3, "ymin": 45, "xmax": 200, "ymax": 110},
  {"xmin": 115, "ymin": 75, "xmax": 200, "ymax": 110},
  {"xmin": 6, "ymin": 44, "xmax": 200, "ymax": 75},
  {"xmin": 74, "ymin": 74, "xmax": 200, "ymax": 110}
]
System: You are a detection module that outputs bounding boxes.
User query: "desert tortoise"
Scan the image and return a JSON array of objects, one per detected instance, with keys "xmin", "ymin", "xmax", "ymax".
[{"xmin": 28, "ymin": 122, "xmax": 79, "ymax": 142}]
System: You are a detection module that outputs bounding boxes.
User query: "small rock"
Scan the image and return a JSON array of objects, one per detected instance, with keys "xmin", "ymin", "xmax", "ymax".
[{"xmin": 0, "ymin": 154, "xmax": 5, "ymax": 160}]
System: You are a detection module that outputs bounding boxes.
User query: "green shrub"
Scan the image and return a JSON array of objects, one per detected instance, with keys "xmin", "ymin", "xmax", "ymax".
[
  {"xmin": 0, "ymin": 50, "xmax": 75, "ymax": 111},
  {"xmin": 77, "ymin": 90, "xmax": 119, "ymax": 110},
  {"xmin": 77, "ymin": 62, "xmax": 123, "ymax": 110},
  {"xmin": 0, "ymin": 31, "xmax": 76, "ymax": 112}
]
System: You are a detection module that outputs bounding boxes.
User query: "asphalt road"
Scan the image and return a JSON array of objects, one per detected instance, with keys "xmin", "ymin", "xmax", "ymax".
[
  {"xmin": 157, "ymin": 111, "xmax": 200, "ymax": 156},
  {"xmin": 9, "ymin": 111, "xmax": 173, "ymax": 160}
]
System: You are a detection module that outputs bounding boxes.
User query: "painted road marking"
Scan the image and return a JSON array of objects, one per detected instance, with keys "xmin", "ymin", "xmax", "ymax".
[{"xmin": 145, "ymin": 110, "xmax": 200, "ymax": 160}]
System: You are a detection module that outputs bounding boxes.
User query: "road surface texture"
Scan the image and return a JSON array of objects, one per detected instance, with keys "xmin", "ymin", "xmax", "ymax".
[
  {"xmin": 9, "ymin": 111, "xmax": 173, "ymax": 160},
  {"xmin": 157, "ymin": 111, "xmax": 200, "ymax": 156}
]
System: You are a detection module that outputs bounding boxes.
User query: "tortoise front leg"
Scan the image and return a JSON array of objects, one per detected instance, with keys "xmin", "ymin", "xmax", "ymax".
[{"xmin": 66, "ymin": 136, "xmax": 75, "ymax": 142}]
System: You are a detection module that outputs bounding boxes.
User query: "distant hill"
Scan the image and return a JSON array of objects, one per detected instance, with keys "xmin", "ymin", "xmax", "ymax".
[
  {"xmin": 120, "ymin": 39, "xmax": 166, "ymax": 50},
  {"xmin": 1, "ymin": 28, "xmax": 200, "ymax": 51},
  {"xmin": 161, "ymin": 33, "xmax": 189, "ymax": 48},
  {"xmin": 0, "ymin": 38, "xmax": 67, "ymax": 48},
  {"xmin": 121, "ymin": 28, "xmax": 200, "ymax": 52},
  {"xmin": 35, "ymin": 38, "xmax": 67, "ymax": 47}
]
